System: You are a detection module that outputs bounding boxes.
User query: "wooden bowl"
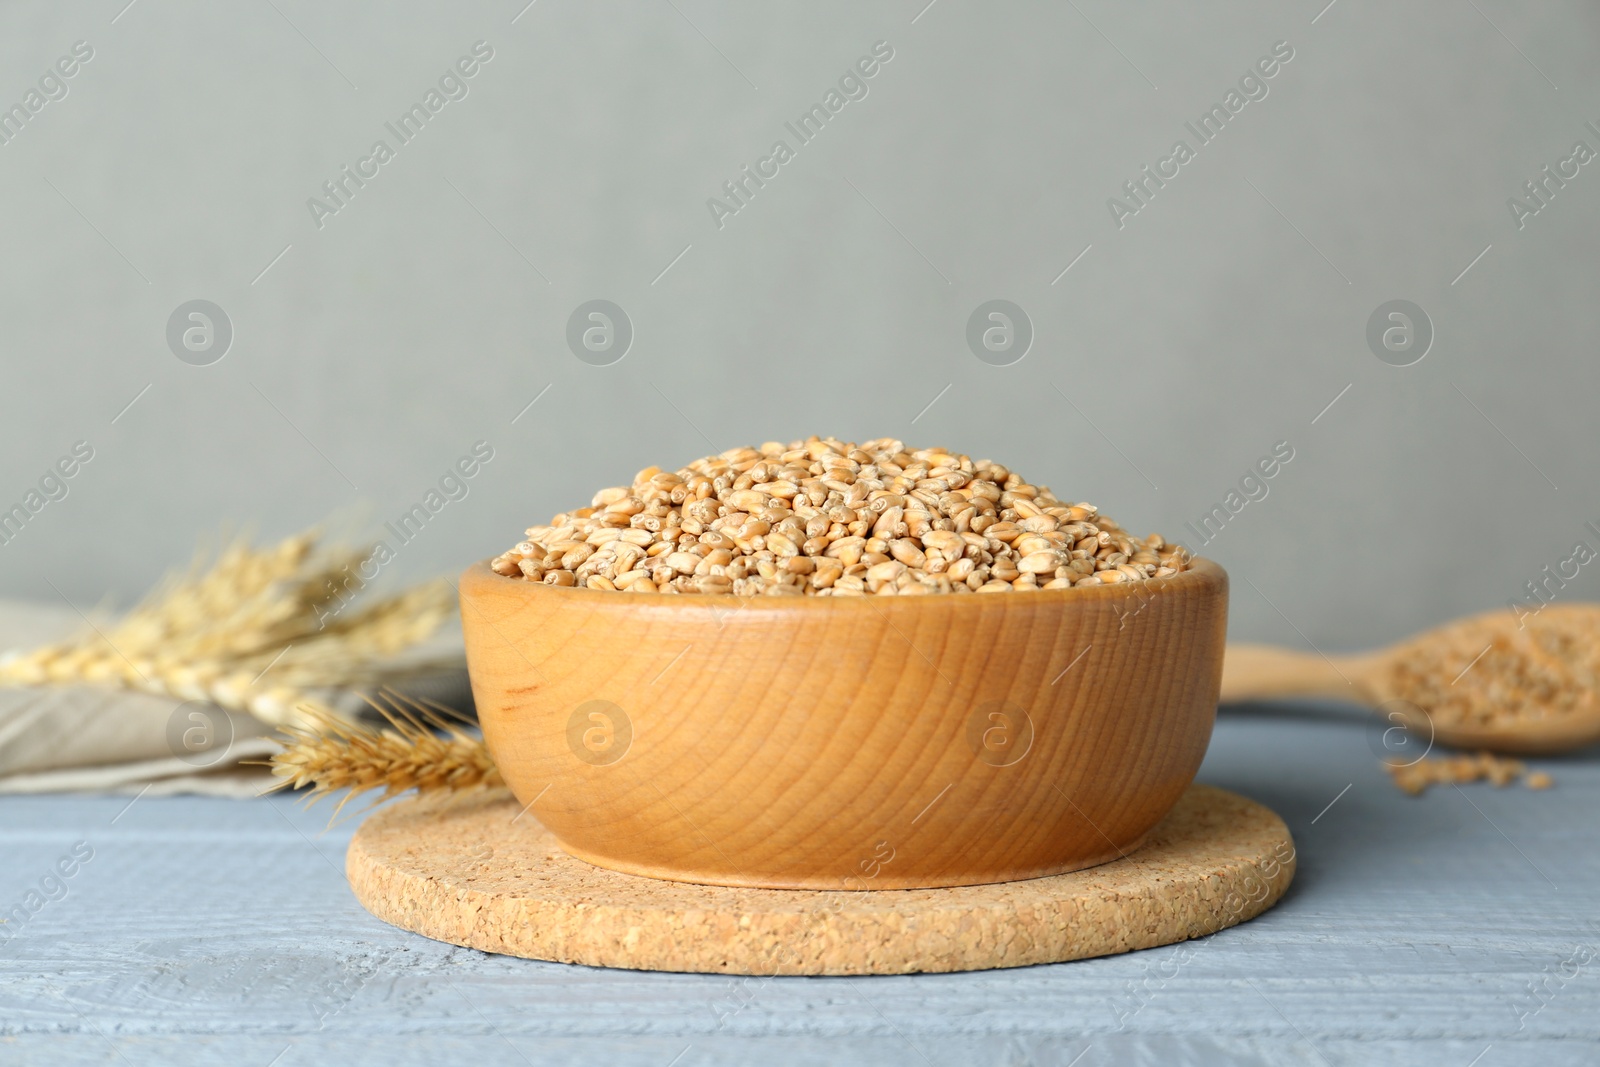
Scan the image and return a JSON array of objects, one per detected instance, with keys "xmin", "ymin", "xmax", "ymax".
[{"xmin": 460, "ymin": 558, "xmax": 1228, "ymax": 890}]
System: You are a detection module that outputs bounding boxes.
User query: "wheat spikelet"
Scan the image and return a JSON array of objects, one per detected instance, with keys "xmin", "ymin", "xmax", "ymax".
[
  {"xmin": 0, "ymin": 528, "xmax": 458, "ymax": 726},
  {"xmin": 265, "ymin": 691, "xmax": 503, "ymax": 813}
]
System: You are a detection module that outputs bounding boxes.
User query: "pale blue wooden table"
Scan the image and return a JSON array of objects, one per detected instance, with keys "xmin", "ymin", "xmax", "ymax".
[{"xmin": 3, "ymin": 707, "xmax": 1596, "ymax": 1066}]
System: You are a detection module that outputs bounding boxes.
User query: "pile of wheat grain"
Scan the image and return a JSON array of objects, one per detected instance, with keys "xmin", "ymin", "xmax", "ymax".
[
  {"xmin": 491, "ymin": 437, "xmax": 1187, "ymax": 596},
  {"xmin": 1382, "ymin": 605, "xmax": 1600, "ymax": 732}
]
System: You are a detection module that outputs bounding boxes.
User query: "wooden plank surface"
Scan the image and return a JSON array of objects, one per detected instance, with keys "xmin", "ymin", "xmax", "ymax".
[{"xmin": 2, "ymin": 708, "xmax": 1596, "ymax": 1066}]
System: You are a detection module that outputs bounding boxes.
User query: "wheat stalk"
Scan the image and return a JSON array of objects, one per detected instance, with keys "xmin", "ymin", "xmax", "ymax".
[
  {"xmin": 0, "ymin": 529, "xmax": 458, "ymax": 727},
  {"xmin": 264, "ymin": 691, "xmax": 504, "ymax": 814}
]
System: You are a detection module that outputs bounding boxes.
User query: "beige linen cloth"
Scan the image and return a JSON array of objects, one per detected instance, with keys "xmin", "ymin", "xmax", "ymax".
[{"xmin": 0, "ymin": 600, "xmax": 470, "ymax": 796}]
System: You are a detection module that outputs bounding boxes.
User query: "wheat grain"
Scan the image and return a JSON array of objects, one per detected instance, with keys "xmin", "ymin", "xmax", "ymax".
[
  {"xmin": 1384, "ymin": 751, "xmax": 1552, "ymax": 796},
  {"xmin": 491, "ymin": 437, "xmax": 1188, "ymax": 596},
  {"xmin": 1380, "ymin": 605, "xmax": 1600, "ymax": 734}
]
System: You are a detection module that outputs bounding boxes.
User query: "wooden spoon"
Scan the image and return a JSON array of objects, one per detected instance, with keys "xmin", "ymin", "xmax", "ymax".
[{"xmin": 1220, "ymin": 603, "xmax": 1600, "ymax": 754}]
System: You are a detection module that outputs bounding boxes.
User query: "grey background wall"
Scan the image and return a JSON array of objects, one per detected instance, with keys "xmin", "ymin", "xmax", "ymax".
[{"xmin": 0, "ymin": 0, "xmax": 1594, "ymax": 650}]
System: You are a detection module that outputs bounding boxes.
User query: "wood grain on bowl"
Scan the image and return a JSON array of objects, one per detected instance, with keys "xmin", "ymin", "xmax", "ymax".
[{"xmin": 460, "ymin": 558, "xmax": 1228, "ymax": 890}]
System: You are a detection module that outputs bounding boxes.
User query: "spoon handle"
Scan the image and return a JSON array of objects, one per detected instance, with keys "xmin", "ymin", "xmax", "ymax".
[{"xmin": 1219, "ymin": 644, "xmax": 1365, "ymax": 704}]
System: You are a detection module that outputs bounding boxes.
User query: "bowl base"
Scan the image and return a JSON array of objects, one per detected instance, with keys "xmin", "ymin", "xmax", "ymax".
[
  {"xmin": 346, "ymin": 783, "xmax": 1295, "ymax": 975},
  {"xmin": 549, "ymin": 835, "xmax": 1150, "ymax": 890}
]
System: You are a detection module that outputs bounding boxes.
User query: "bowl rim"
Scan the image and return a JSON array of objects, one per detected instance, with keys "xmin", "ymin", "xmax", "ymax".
[{"xmin": 461, "ymin": 556, "xmax": 1225, "ymax": 612}]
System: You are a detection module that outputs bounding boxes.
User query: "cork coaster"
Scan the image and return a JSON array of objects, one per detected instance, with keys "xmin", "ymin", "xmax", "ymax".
[{"xmin": 346, "ymin": 783, "xmax": 1295, "ymax": 975}]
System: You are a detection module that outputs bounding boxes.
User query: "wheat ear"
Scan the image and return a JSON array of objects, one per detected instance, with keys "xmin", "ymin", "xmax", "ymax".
[
  {"xmin": 0, "ymin": 529, "xmax": 458, "ymax": 727},
  {"xmin": 265, "ymin": 690, "xmax": 503, "ymax": 814}
]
